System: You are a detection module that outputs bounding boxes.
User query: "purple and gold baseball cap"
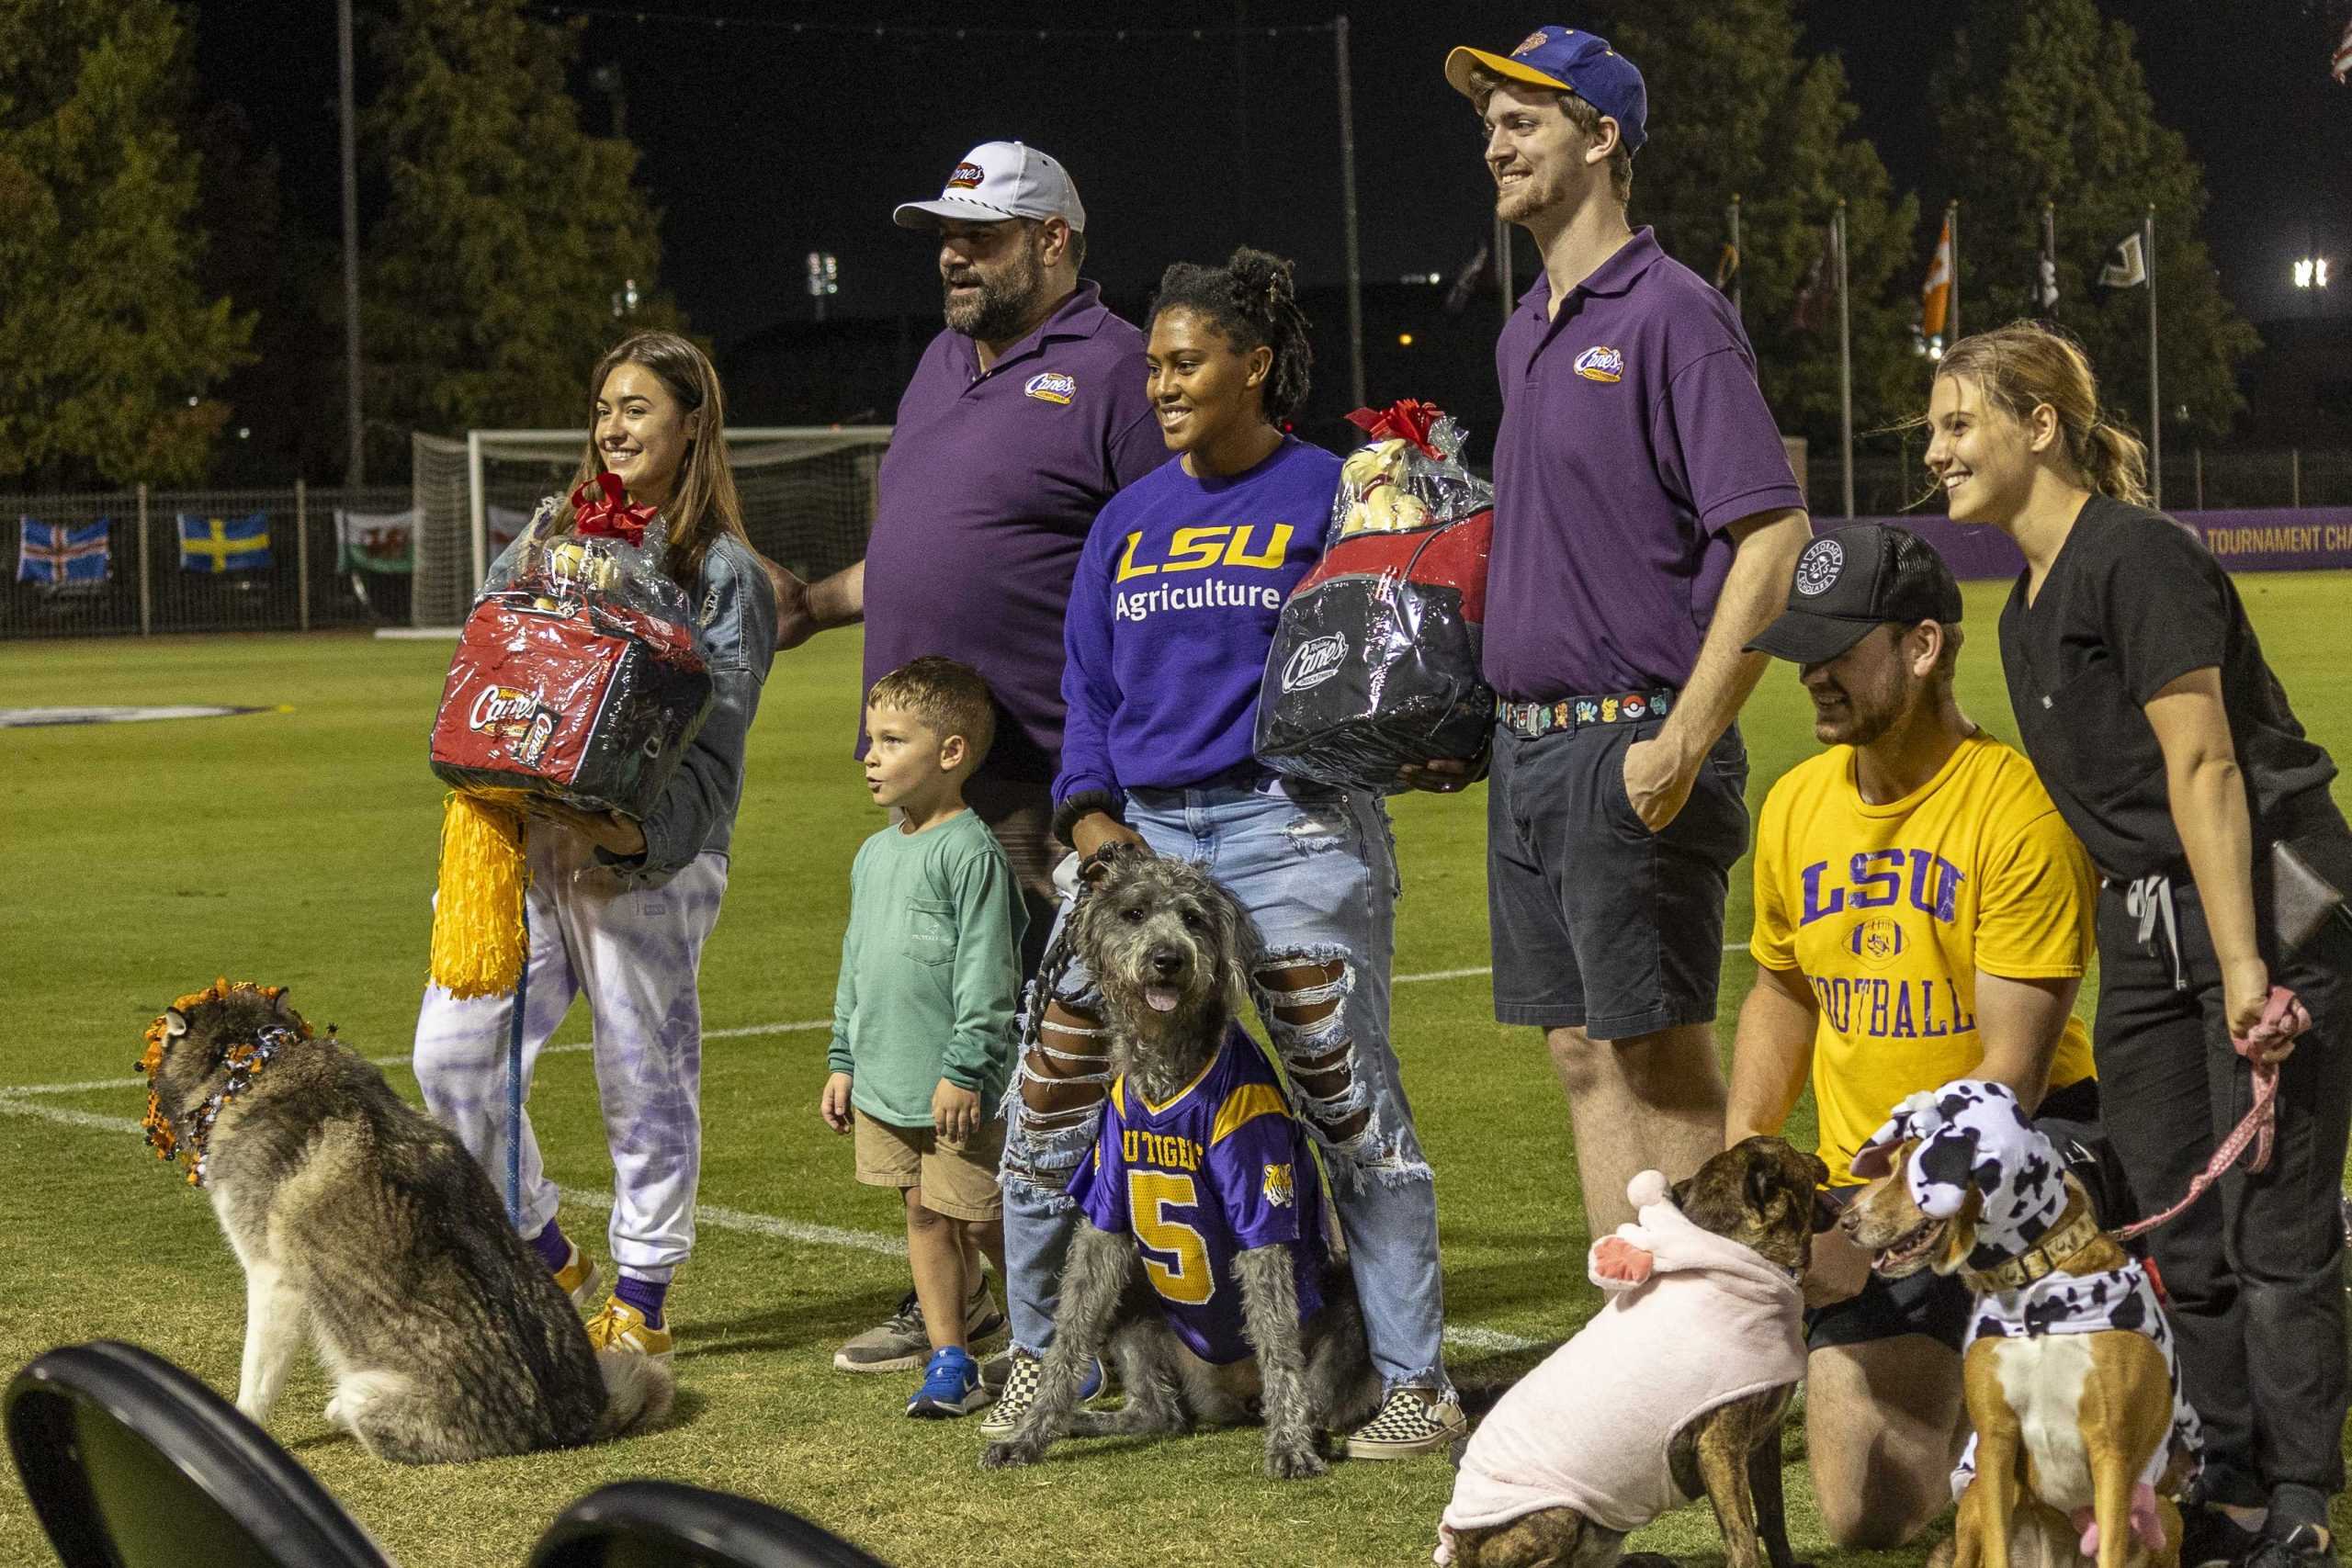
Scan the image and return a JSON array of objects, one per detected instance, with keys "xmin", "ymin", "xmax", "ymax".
[{"xmin": 1444, "ymin": 25, "xmax": 1647, "ymax": 152}]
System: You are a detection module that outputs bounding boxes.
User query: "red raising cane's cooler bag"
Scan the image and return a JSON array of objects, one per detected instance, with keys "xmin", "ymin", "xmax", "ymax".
[
  {"xmin": 1255, "ymin": 400, "xmax": 1495, "ymax": 791},
  {"xmin": 428, "ymin": 479, "xmax": 714, "ymax": 820}
]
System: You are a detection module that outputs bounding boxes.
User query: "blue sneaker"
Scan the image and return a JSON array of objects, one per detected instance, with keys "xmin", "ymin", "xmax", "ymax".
[{"xmin": 906, "ymin": 1347, "xmax": 988, "ymax": 1419}]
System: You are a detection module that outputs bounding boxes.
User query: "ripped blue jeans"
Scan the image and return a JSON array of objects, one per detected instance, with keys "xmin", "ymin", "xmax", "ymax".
[{"xmin": 998, "ymin": 778, "xmax": 1449, "ymax": 1397}]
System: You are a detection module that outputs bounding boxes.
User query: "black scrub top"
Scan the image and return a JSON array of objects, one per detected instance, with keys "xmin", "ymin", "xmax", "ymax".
[{"xmin": 1997, "ymin": 495, "xmax": 2336, "ymax": 882}]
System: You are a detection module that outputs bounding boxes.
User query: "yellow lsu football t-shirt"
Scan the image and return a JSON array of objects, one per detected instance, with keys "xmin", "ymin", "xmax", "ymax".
[{"xmin": 1750, "ymin": 731, "xmax": 2097, "ymax": 1184}]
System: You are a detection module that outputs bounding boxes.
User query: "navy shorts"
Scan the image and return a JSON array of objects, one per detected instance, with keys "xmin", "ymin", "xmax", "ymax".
[{"xmin": 1486, "ymin": 717, "xmax": 1750, "ymax": 1038}]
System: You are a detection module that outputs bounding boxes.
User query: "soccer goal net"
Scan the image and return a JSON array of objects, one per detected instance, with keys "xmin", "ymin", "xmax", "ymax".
[{"xmin": 410, "ymin": 427, "xmax": 892, "ymax": 628}]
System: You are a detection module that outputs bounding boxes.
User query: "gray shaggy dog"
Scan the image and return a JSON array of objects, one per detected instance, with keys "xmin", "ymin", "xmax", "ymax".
[
  {"xmin": 138, "ymin": 981, "xmax": 671, "ymax": 1463},
  {"xmin": 980, "ymin": 846, "xmax": 1378, "ymax": 1479}
]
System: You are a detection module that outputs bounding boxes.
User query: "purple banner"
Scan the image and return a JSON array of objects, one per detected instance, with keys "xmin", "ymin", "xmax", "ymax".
[{"xmin": 1829, "ymin": 507, "xmax": 2352, "ymax": 579}]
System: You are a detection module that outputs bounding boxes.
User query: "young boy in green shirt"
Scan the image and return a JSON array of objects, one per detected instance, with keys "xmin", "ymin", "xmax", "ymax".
[{"xmin": 821, "ymin": 656, "xmax": 1027, "ymax": 1416}]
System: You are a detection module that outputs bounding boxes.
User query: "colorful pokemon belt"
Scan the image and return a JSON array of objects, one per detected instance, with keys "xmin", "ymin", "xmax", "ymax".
[{"xmin": 1496, "ymin": 688, "xmax": 1676, "ymax": 739}]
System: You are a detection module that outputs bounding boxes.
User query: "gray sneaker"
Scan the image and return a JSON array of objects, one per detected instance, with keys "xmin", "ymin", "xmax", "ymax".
[{"xmin": 833, "ymin": 1287, "xmax": 1007, "ymax": 1374}]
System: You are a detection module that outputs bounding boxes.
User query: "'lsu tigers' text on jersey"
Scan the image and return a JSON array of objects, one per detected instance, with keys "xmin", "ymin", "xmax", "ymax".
[
  {"xmin": 1068, "ymin": 1024, "xmax": 1328, "ymax": 1364},
  {"xmin": 1749, "ymin": 733, "xmax": 2097, "ymax": 1184}
]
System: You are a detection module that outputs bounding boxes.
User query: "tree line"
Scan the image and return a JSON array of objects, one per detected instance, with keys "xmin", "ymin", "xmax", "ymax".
[{"xmin": 0, "ymin": 0, "xmax": 2255, "ymax": 488}]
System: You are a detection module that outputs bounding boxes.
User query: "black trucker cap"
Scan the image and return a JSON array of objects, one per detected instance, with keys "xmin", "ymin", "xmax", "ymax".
[{"xmin": 1746, "ymin": 523, "xmax": 1965, "ymax": 665}]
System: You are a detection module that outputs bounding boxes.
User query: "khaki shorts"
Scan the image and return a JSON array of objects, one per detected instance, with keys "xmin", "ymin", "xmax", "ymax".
[{"xmin": 853, "ymin": 1109, "xmax": 1004, "ymax": 1222}]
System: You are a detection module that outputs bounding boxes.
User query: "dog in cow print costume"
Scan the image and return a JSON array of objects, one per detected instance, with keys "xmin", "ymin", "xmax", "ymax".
[{"xmin": 1852, "ymin": 1078, "xmax": 2200, "ymax": 1504}]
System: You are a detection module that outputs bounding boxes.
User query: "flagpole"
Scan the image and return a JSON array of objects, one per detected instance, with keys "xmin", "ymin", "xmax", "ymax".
[
  {"xmin": 1334, "ymin": 15, "xmax": 1366, "ymax": 411},
  {"xmin": 1729, "ymin": 194, "xmax": 1743, "ymax": 318},
  {"xmin": 1495, "ymin": 207, "xmax": 1514, "ymax": 327},
  {"xmin": 1947, "ymin": 199, "xmax": 1961, "ymax": 344},
  {"xmin": 2145, "ymin": 204, "xmax": 2161, "ymax": 507},
  {"xmin": 2042, "ymin": 200, "xmax": 2057, "ymax": 321},
  {"xmin": 1837, "ymin": 200, "xmax": 1853, "ymax": 519}
]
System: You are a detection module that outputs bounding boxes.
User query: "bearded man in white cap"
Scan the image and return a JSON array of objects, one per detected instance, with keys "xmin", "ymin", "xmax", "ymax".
[{"xmin": 776, "ymin": 141, "xmax": 1165, "ymax": 1381}]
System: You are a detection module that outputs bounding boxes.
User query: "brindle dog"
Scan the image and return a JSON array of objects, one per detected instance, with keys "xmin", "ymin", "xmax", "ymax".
[
  {"xmin": 1445, "ymin": 1137, "xmax": 1827, "ymax": 1568},
  {"xmin": 978, "ymin": 846, "xmax": 1379, "ymax": 1479}
]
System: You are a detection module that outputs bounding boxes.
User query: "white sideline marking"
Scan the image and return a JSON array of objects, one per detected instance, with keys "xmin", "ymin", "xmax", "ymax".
[
  {"xmin": 9, "ymin": 937, "xmax": 1760, "ymax": 1097},
  {"xmin": 0, "ymin": 1090, "xmax": 1544, "ymax": 1356}
]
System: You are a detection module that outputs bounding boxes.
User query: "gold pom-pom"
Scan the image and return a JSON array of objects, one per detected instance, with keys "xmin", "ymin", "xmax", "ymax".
[{"xmin": 428, "ymin": 793, "xmax": 530, "ymax": 998}]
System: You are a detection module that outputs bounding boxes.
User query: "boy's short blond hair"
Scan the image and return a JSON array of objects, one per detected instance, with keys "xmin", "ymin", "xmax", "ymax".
[{"xmin": 865, "ymin": 656, "xmax": 996, "ymax": 766}]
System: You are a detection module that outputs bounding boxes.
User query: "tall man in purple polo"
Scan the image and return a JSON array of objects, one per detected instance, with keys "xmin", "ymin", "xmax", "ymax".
[
  {"xmin": 1442, "ymin": 29, "xmax": 1811, "ymax": 1236},
  {"xmin": 766, "ymin": 142, "xmax": 1163, "ymax": 1375},
  {"xmin": 767, "ymin": 141, "xmax": 1163, "ymax": 952}
]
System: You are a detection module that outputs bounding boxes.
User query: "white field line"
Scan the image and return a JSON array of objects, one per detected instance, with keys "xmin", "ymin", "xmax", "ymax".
[
  {"xmin": 0, "ymin": 1090, "xmax": 1545, "ymax": 1356},
  {"xmin": 15, "ymin": 943, "xmax": 1758, "ymax": 1100}
]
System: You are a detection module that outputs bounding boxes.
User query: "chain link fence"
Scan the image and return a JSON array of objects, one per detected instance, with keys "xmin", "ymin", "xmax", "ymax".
[
  {"xmin": 3, "ymin": 486, "xmax": 413, "ymax": 640},
  {"xmin": 8, "ymin": 448, "xmax": 2349, "ymax": 642}
]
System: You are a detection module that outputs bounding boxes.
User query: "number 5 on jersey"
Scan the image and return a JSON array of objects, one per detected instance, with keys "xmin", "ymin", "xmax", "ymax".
[{"xmin": 1128, "ymin": 1168, "xmax": 1214, "ymax": 1304}]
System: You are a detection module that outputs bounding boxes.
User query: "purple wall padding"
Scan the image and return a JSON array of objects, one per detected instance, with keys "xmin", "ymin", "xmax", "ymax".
[{"xmin": 1822, "ymin": 508, "xmax": 2352, "ymax": 579}]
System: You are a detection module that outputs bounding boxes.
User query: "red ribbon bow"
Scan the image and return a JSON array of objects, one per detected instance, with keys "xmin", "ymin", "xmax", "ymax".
[
  {"xmin": 571, "ymin": 471, "xmax": 658, "ymax": 546},
  {"xmin": 1345, "ymin": 398, "xmax": 1445, "ymax": 459}
]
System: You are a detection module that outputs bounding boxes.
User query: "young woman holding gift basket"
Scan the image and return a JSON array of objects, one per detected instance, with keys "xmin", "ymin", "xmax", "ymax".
[
  {"xmin": 989, "ymin": 247, "xmax": 1469, "ymax": 1459},
  {"xmin": 413, "ymin": 330, "xmax": 776, "ymax": 1359}
]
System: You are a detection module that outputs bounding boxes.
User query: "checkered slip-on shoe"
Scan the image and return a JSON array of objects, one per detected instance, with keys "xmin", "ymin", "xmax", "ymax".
[
  {"xmin": 978, "ymin": 1350, "xmax": 1104, "ymax": 1438},
  {"xmin": 835, "ymin": 1286, "xmax": 1008, "ymax": 1374},
  {"xmin": 1342, "ymin": 1386, "xmax": 1467, "ymax": 1460},
  {"xmin": 552, "ymin": 1243, "xmax": 600, "ymax": 1310},
  {"xmin": 584, "ymin": 1297, "xmax": 673, "ymax": 1362}
]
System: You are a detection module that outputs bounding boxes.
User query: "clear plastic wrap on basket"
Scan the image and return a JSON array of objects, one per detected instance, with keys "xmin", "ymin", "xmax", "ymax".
[
  {"xmin": 427, "ymin": 473, "xmax": 715, "ymax": 821},
  {"xmin": 1255, "ymin": 400, "xmax": 1495, "ymax": 792}
]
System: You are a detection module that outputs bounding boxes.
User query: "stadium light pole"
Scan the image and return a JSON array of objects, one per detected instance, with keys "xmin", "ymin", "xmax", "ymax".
[
  {"xmin": 1334, "ymin": 15, "xmax": 1365, "ymax": 410},
  {"xmin": 338, "ymin": 0, "xmax": 365, "ymax": 488}
]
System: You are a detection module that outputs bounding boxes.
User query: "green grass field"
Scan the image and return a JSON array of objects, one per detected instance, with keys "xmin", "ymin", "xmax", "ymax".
[{"xmin": 4, "ymin": 574, "xmax": 2349, "ymax": 1568}]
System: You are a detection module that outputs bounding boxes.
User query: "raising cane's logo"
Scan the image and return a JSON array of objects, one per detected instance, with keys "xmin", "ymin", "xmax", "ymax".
[
  {"xmin": 946, "ymin": 161, "xmax": 986, "ymax": 190},
  {"xmin": 1024, "ymin": 370, "xmax": 1077, "ymax": 404},
  {"xmin": 1282, "ymin": 634, "xmax": 1348, "ymax": 693},
  {"xmin": 469, "ymin": 685, "xmax": 556, "ymax": 764},
  {"xmin": 1574, "ymin": 344, "xmax": 1624, "ymax": 383}
]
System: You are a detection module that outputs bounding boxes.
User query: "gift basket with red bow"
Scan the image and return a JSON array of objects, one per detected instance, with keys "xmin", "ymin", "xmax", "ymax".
[
  {"xmin": 1254, "ymin": 400, "xmax": 1495, "ymax": 790},
  {"xmin": 424, "ymin": 475, "xmax": 715, "ymax": 997}
]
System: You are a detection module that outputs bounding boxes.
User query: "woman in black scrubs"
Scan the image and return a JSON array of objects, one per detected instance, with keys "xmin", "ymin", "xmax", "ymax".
[{"xmin": 1925, "ymin": 321, "xmax": 2352, "ymax": 1568}]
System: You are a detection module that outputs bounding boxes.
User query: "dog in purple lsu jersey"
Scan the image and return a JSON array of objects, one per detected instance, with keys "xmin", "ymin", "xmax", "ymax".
[{"xmin": 980, "ymin": 847, "xmax": 1378, "ymax": 1478}]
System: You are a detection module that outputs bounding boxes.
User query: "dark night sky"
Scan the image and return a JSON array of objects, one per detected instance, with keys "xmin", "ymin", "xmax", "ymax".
[{"xmin": 195, "ymin": 0, "xmax": 2352, "ymax": 354}]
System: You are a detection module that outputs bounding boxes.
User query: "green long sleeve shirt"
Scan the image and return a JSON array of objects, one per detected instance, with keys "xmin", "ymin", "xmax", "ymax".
[{"xmin": 828, "ymin": 809, "xmax": 1027, "ymax": 1127}]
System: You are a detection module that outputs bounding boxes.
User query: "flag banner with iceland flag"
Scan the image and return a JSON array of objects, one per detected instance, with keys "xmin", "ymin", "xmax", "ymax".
[
  {"xmin": 177, "ymin": 512, "xmax": 272, "ymax": 573},
  {"xmin": 17, "ymin": 519, "xmax": 111, "ymax": 586}
]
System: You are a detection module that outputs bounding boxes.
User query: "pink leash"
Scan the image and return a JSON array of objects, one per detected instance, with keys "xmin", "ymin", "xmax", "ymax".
[{"xmin": 2119, "ymin": 986, "xmax": 2311, "ymax": 1242}]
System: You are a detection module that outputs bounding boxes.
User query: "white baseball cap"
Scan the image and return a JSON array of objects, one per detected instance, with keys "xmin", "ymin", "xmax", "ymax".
[{"xmin": 893, "ymin": 141, "xmax": 1087, "ymax": 231}]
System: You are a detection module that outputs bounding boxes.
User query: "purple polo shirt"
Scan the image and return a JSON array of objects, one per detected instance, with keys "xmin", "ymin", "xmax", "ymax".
[
  {"xmin": 863, "ymin": 281, "xmax": 1167, "ymax": 782},
  {"xmin": 1485, "ymin": 228, "xmax": 1804, "ymax": 703}
]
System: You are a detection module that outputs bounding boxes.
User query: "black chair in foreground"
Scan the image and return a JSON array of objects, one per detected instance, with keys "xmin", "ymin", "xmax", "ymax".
[
  {"xmin": 6, "ymin": 1340, "xmax": 396, "ymax": 1568},
  {"xmin": 528, "ymin": 1480, "xmax": 893, "ymax": 1568}
]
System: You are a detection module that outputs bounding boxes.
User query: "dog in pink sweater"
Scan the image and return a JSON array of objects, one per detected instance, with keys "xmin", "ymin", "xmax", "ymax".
[{"xmin": 1439, "ymin": 1136, "xmax": 1826, "ymax": 1568}]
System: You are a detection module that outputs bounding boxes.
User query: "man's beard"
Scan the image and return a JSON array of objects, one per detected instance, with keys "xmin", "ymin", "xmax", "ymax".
[
  {"xmin": 1812, "ymin": 678, "xmax": 1908, "ymax": 749},
  {"xmin": 943, "ymin": 245, "xmax": 1046, "ymax": 341}
]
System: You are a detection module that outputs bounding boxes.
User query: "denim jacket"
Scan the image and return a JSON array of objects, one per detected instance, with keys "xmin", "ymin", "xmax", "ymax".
[{"xmin": 632, "ymin": 534, "xmax": 776, "ymax": 877}]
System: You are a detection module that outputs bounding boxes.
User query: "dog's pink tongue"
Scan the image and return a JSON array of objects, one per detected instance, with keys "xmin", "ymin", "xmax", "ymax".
[{"xmin": 1145, "ymin": 986, "xmax": 1180, "ymax": 1013}]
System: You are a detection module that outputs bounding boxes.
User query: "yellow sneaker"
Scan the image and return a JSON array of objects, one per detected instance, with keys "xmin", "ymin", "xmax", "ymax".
[
  {"xmin": 552, "ymin": 1242, "xmax": 599, "ymax": 1309},
  {"xmin": 585, "ymin": 1297, "xmax": 673, "ymax": 1361}
]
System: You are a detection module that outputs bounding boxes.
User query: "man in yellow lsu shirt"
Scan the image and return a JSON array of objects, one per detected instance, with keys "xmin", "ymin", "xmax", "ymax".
[{"xmin": 1724, "ymin": 524, "xmax": 2101, "ymax": 1550}]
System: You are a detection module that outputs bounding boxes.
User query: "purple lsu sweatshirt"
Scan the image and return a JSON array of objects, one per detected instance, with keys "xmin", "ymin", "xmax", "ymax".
[{"xmin": 1054, "ymin": 436, "xmax": 1341, "ymax": 811}]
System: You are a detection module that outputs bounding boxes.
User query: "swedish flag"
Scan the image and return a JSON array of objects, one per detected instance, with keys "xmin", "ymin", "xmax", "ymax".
[{"xmin": 177, "ymin": 511, "xmax": 272, "ymax": 574}]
